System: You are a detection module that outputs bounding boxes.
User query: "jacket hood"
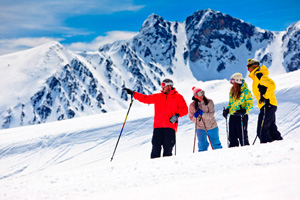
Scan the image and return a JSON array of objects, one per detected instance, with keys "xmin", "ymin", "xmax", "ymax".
[
  {"xmin": 249, "ymin": 64, "xmax": 269, "ymax": 78},
  {"xmin": 258, "ymin": 65, "xmax": 269, "ymax": 75}
]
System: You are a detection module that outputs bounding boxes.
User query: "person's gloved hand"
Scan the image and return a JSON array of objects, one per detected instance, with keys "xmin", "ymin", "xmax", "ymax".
[
  {"xmin": 194, "ymin": 109, "xmax": 203, "ymax": 118},
  {"xmin": 170, "ymin": 113, "xmax": 179, "ymax": 124},
  {"xmin": 258, "ymin": 84, "xmax": 267, "ymax": 95},
  {"xmin": 223, "ymin": 108, "xmax": 229, "ymax": 118},
  {"xmin": 259, "ymin": 94, "xmax": 267, "ymax": 104},
  {"xmin": 241, "ymin": 108, "xmax": 246, "ymax": 115},
  {"xmin": 124, "ymin": 88, "xmax": 134, "ymax": 95},
  {"xmin": 235, "ymin": 108, "xmax": 246, "ymax": 115},
  {"xmin": 259, "ymin": 94, "xmax": 270, "ymax": 105}
]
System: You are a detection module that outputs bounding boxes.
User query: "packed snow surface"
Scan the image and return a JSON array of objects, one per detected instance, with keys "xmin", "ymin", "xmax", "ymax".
[{"xmin": 0, "ymin": 70, "xmax": 300, "ymax": 199}]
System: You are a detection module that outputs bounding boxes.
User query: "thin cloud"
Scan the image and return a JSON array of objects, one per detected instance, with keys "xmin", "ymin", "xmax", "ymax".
[
  {"xmin": 0, "ymin": 37, "xmax": 64, "ymax": 56},
  {"xmin": 0, "ymin": 31, "xmax": 138, "ymax": 56},
  {"xmin": 65, "ymin": 31, "xmax": 138, "ymax": 52},
  {"xmin": 0, "ymin": 0, "xmax": 145, "ymax": 36}
]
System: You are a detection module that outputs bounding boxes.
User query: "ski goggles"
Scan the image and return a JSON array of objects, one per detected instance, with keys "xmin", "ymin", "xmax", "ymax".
[
  {"xmin": 247, "ymin": 63, "xmax": 258, "ymax": 69},
  {"xmin": 230, "ymin": 78, "xmax": 242, "ymax": 84},
  {"xmin": 194, "ymin": 90, "xmax": 204, "ymax": 97},
  {"xmin": 230, "ymin": 78, "xmax": 236, "ymax": 84},
  {"xmin": 161, "ymin": 82, "xmax": 173, "ymax": 88}
]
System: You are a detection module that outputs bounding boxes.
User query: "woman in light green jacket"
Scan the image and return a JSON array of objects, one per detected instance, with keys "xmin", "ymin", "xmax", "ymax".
[{"xmin": 223, "ymin": 73, "xmax": 253, "ymax": 147}]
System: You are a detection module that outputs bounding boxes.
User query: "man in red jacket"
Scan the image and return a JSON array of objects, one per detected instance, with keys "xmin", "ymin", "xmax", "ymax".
[{"xmin": 125, "ymin": 78, "xmax": 188, "ymax": 158}]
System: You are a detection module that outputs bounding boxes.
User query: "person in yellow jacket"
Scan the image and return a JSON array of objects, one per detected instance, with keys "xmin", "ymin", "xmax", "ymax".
[
  {"xmin": 247, "ymin": 58, "xmax": 283, "ymax": 143},
  {"xmin": 223, "ymin": 73, "xmax": 253, "ymax": 147}
]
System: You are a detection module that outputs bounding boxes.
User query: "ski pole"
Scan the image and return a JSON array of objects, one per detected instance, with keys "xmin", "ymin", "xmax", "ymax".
[
  {"xmin": 201, "ymin": 117, "xmax": 214, "ymax": 150},
  {"xmin": 193, "ymin": 115, "xmax": 198, "ymax": 153},
  {"xmin": 253, "ymin": 105, "xmax": 266, "ymax": 145},
  {"xmin": 174, "ymin": 121, "xmax": 178, "ymax": 156},
  {"xmin": 224, "ymin": 107, "xmax": 229, "ymax": 147},
  {"xmin": 225, "ymin": 117, "xmax": 229, "ymax": 147},
  {"xmin": 241, "ymin": 114, "xmax": 245, "ymax": 146},
  {"xmin": 110, "ymin": 95, "xmax": 134, "ymax": 162},
  {"xmin": 239, "ymin": 106, "xmax": 245, "ymax": 146}
]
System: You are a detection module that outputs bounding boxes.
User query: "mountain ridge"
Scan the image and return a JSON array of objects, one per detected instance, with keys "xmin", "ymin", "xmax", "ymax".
[{"xmin": 0, "ymin": 9, "xmax": 299, "ymax": 129}]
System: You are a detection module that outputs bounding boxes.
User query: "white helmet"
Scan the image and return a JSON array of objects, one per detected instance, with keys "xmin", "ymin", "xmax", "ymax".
[{"xmin": 230, "ymin": 73, "xmax": 243, "ymax": 84}]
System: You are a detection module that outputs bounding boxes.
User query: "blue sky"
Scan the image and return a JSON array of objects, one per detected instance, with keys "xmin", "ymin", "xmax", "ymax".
[{"xmin": 0, "ymin": 0, "xmax": 299, "ymax": 55}]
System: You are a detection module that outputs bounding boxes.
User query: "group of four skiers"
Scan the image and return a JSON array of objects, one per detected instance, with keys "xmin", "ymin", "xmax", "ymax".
[{"xmin": 124, "ymin": 58, "xmax": 283, "ymax": 159}]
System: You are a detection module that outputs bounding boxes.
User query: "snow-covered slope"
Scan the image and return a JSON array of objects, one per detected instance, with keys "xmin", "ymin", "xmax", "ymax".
[
  {"xmin": 1, "ymin": 9, "xmax": 300, "ymax": 130},
  {"xmin": 0, "ymin": 42, "xmax": 127, "ymax": 129},
  {"xmin": 0, "ymin": 68, "xmax": 300, "ymax": 199}
]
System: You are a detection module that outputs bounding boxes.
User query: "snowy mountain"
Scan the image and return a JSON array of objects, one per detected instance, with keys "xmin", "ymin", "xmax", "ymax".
[
  {"xmin": 0, "ymin": 9, "xmax": 300, "ymax": 129},
  {"xmin": 0, "ymin": 68, "xmax": 300, "ymax": 199},
  {"xmin": 282, "ymin": 21, "xmax": 300, "ymax": 71},
  {"xmin": 0, "ymin": 42, "xmax": 125, "ymax": 129},
  {"xmin": 185, "ymin": 9, "xmax": 275, "ymax": 79}
]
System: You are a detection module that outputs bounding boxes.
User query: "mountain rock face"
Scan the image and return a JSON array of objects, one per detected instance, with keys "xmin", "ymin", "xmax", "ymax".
[
  {"xmin": 135, "ymin": 14, "xmax": 176, "ymax": 68},
  {"xmin": 1, "ymin": 9, "xmax": 299, "ymax": 129},
  {"xmin": 0, "ymin": 42, "xmax": 109, "ymax": 129},
  {"xmin": 30, "ymin": 59, "xmax": 106, "ymax": 124},
  {"xmin": 185, "ymin": 9, "xmax": 275, "ymax": 79},
  {"xmin": 282, "ymin": 21, "xmax": 300, "ymax": 71}
]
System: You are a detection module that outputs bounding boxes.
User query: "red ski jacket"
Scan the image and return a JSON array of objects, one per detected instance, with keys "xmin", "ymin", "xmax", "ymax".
[{"xmin": 133, "ymin": 88, "xmax": 188, "ymax": 130}]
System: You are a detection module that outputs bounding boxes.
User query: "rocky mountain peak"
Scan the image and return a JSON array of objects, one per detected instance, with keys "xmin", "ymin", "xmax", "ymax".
[
  {"xmin": 140, "ymin": 13, "xmax": 166, "ymax": 32},
  {"xmin": 1, "ymin": 10, "xmax": 300, "ymax": 129},
  {"xmin": 282, "ymin": 20, "xmax": 300, "ymax": 71}
]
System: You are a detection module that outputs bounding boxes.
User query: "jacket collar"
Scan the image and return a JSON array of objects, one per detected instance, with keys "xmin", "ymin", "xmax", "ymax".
[
  {"xmin": 160, "ymin": 88, "xmax": 177, "ymax": 95},
  {"xmin": 248, "ymin": 64, "xmax": 269, "ymax": 79},
  {"xmin": 249, "ymin": 67, "xmax": 259, "ymax": 79}
]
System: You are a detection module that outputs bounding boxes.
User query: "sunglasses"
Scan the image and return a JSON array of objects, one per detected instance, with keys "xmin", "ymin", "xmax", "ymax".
[
  {"xmin": 194, "ymin": 91, "xmax": 204, "ymax": 97},
  {"xmin": 161, "ymin": 82, "xmax": 173, "ymax": 88}
]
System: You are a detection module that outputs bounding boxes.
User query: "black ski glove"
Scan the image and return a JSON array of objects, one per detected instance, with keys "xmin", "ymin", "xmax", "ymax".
[
  {"xmin": 259, "ymin": 94, "xmax": 270, "ymax": 105},
  {"xmin": 235, "ymin": 108, "xmax": 246, "ymax": 115},
  {"xmin": 170, "ymin": 113, "xmax": 179, "ymax": 124},
  {"xmin": 258, "ymin": 84, "xmax": 267, "ymax": 95},
  {"xmin": 223, "ymin": 108, "xmax": 229, "ymax": 118},
  {"xmin": 259, "ymin": 94, "xmax": 266, "ymax": 104},
  {"xmin": 124, "ymin": 88, "xmax": 135, "ymax": 95}
]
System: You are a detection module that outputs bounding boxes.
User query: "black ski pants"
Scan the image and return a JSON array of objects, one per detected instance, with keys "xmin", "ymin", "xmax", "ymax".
[
  {"xmin": 151, "ymin": 128, "xmax": 175, "ymax": 159},
  {"xmin": 229, "ymin": 114, "xmax": 249, "ymax": 147},
  {"xmin": 257, "ymin": 104, "xmax": 283, "ymax": 143}
]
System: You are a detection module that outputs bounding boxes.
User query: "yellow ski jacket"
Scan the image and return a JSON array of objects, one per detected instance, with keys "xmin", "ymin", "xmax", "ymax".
[{"xmin": 248, "ymin": 65, "xmax": 277, "ymax": 109}]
